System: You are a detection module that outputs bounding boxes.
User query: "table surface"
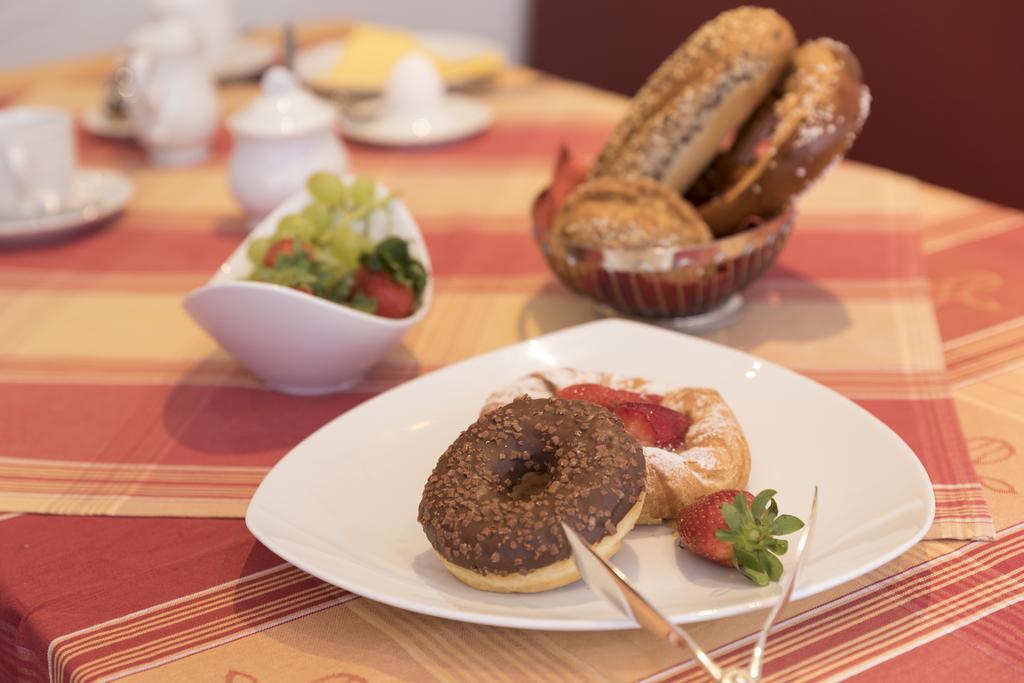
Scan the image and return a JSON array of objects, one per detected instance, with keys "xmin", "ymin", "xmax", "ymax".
[{"xmin": 2, "ymin": 25, "xmax": 1023, "ymax": 683}]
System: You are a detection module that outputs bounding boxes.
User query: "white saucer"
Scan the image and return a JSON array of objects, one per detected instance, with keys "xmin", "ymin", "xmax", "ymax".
[
  {"xmin": 217, "ymin": 37, "xmax": 276, "ymax": 82},
  {"xmin": 82, "ymin": 108, "xmax": 135, "ymax": 140},
  {"xmin": 0, "ymin": 168, "xmax": 134, "ymax": 245},
  {"xmin": 342, "ymin": 94, "xmax": 492, "ymax": 147}
]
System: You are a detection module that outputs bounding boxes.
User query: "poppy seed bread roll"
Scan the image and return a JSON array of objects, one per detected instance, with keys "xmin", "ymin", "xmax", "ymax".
[{"xmin": 591, "ymin": 7, "xmax": 796, "ymax": 193}]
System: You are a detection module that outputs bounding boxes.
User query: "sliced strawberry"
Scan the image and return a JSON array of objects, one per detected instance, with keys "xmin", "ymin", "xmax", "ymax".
[
  {"xmin": 611, "ymin": 401, "xmax": 689, "ymax": 448},
  {"xmin": 557, "ymin": 384, "xmax": 684, "ymax": 447},
  {"xmin": 610, "ymin": 402, "xmax": 659, "ymax": 446},
  {"xmin": 263, "ymin": 237, "xmax": 314, "ymax": 267},
  {"xmin": 556, "ymin": 383, "xmax": 660, "ymax": 409},
  {"xmin": 352, "ymin": 267, "xmax": 415, "ymax": 318},
  {"xmin": 642, "ymin": 402, "xmax": 692, "ymax": 449}
]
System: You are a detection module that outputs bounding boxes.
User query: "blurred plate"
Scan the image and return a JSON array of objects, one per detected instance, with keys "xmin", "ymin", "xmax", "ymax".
[
  {"xmin": 217, "ymin": 37, "xmax": 277, "ymax": 82},
  {"xmin": 246, "ymin": 319, "xmax": 935, "ymax": 630},
  {"xmin": 341, "ymin": 94, "xmax": 492, "ymax": 147},
  {"xmin": 82, "ymin": 108, "xmax": 134, "ymax": 140},
  {"xmin": 0, "ymin": 167, "xmax": 133, "ymax": 245},
  {"xmin": 296, "ymin": 31, "xmax": 505, "ymax": 97}
]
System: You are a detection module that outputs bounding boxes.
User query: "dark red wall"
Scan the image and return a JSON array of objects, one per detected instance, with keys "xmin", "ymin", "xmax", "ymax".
[{"xmin": 530, "ymin": 1, "xmax": 1024, "ymax": 209}]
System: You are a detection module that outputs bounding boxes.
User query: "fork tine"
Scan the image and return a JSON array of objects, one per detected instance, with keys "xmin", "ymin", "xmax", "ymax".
[{"xmin": 748, "ymin": 487, "xmax": 819, "ymax": 681}]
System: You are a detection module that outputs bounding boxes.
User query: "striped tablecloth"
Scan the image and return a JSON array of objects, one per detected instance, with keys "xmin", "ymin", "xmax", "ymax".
[{"xmin": 2, "ymin": 25, "xmax": 1022, "ymax": 682}]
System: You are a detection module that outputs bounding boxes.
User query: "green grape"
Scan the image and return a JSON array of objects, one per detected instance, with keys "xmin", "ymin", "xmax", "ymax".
[
  {"xmin": 328, "ymin": 225, "xmax": 373, "ymax": 271},
  {"xmin": 330, "ymin": 242, "xmax": 360, "ymax": 272},
  {"xmin": 276, "ymin": 214, "xmax": 316, "ymax": 241},
  {"xmin": 301, "ymin": 202, "xmax": 331, "ymax": 233},
  {"xmin": 350, "ymin": 176, "xmax": 376, "ymax": 206},
  {"xmin": 307, "ymin": 171, "xmax": 346, "ymax": 206},
  {"xmin": 351, "ymin": 231, "xmax": 374, "ymax": 255},
  {"xmin": 247, "ymin": 236, "xmax": 273, "ymax": 265}
]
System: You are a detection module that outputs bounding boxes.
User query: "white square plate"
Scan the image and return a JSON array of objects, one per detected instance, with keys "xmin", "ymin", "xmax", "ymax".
[{"xmin": 246, "ymin": 319, "xmax": 934, "ymax": 630}]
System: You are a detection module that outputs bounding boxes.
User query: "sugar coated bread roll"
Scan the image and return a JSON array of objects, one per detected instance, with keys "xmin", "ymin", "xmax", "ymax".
[
  {"xmin": 553, "ymin": 176, "xmax": 712, "ymax": 251},
  {"xmin": 687, "ymin": 38, "xmax": 872, "ymax": 236}
]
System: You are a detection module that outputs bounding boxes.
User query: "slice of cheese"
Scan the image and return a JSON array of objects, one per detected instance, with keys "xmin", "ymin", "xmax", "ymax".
[
  {"xmin": 326, "ymin": 25, "xmax": 419, "ymax": 90},
  {"xmin": 318, "ymin": 24, "xmax": 503, "ymax": 91},
  {"xmin": 435, "ymin": 51, "xmax": 504, "ymax": 86}
]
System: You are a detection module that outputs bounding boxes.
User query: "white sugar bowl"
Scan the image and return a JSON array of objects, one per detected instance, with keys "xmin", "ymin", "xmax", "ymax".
[{"xmin": 228, "ymin": 66, "xmax": 349, "ymax": 220}]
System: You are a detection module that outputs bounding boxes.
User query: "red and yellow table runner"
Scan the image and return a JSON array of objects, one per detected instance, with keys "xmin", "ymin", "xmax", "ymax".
[{"xmin": 2, "ymin": 25, "xmax": 1021, "ymax": 682}]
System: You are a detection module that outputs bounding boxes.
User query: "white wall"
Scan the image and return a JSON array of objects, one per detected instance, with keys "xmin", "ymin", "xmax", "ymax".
[{"xmin": 0, "ymin": 0, "xmax": 530, "ymax": 69}]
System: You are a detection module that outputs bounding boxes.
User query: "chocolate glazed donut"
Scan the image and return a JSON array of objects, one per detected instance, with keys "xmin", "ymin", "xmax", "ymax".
[
  {"xmin": 687, "ymin": 39, "xmax": 871, "ymax": 237},
  {"xmin": 418, "ymin": 397, "xmax": 646, "ymax": 593}
]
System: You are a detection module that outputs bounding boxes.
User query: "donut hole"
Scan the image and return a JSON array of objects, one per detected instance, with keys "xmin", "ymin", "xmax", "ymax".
[
  {"xmin": 490, "ymin": 433, "xmax": 559, "ymax": 502},
  {"xmin": 510, "ymin": 469, "xmax": 554, "ymax": 501}
]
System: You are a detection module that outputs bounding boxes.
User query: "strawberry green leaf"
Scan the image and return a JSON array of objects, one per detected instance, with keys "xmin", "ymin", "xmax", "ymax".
[
  {"xmin": 349, "ymin": 291, "xmax": 378, "ymax": 313},
  {"xmin": 406, "ymin": 260, "xmax": 427, "ymax": 294},
  {"xmin": 734, "ymin": 491, "xmax": 752, "ymax": 524},
  {"xmin": 741, "ymin": 566, "xmax": 770, "ymax": 587},
  {"xmin": 751, "ymin": 489, "xmax": 776, "ymax": 522},
  {"xmin": 764, "ymin": 537, "xmax": 789, "ymax": 555},
  {"xmin": 721, "ymin": 499, "xmax": 745, "ymax": 531},
  {"xmin": 377, "ymin": 237, "xmax": 409, "ymax": 271},
  {"xmin": 760, "ymin": 550, "xmax": 784, "ymax": 582},
  {"xmin": 734, "ymin": 547, "xmax": 762, "ymax": 573},
  {"xmin": 361, "ymin": 250, "xmax": 384, "ymax": 272},
  {"xmin": 326, "ymin": 273, "xmax": 355, "ymax": 303},
  {"xmin": 715, "ymin": 529, "xmax": 743, "ymax": 543},
  {"xmin": 359, "ymin": 237, "xmax": 428, "ymax": 301},
  {"xmin": 391, "ymin": 271, "xmax": 412, "ymax": 288},
  {"xmin": 770, "ymin": 515, "xmax": 805, "ymax": 536}
]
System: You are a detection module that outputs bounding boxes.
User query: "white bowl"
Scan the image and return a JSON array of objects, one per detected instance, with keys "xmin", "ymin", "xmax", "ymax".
[{"xmin": 184, "ymin": 184, "xmax": 432, "ymax": 395}]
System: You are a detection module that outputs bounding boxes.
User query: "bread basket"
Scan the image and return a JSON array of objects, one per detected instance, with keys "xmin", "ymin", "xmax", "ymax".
[{"xmin": 532, "ymin": 189, "xmax": 795, "ymax": 329}]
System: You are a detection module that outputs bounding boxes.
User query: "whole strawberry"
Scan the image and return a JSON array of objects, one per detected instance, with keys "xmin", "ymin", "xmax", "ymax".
[
  {"xmin": 677, "ymin": 489, "xmax": 804, "ymax": 586},
  {"xmin": 351, "ymin": 267, "xmax": 415, "ymax": 318},
  {"xmin": 346, "ymin": 237, "xmax": 427, "ymax": 318}
]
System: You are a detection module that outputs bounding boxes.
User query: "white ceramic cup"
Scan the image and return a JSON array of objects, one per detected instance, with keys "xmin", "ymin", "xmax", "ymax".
[
  {"xmin": 151, "ymin": 0, "xmax": 236, "ymax": 68},
  {"xmin": 0, "ymin": 106, "xmax": 76, "ymax": 219}
]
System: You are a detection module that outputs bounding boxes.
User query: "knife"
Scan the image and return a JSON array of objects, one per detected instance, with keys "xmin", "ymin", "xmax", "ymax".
[{"xmin": 561, "ymin": 487, "xmax": 818, "ymax": 682}]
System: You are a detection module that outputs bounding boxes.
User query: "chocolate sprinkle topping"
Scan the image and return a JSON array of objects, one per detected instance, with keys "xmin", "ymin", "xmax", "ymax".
[{"xmin": 418, "ymin": 398, "xmax": 646, "ymax": 576}]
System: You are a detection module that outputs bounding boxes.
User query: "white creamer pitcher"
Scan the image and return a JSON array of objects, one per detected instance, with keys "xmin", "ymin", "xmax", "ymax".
[{"xmin": 127, "ymin": 17, "xmax": 220, "ymax": 167}]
